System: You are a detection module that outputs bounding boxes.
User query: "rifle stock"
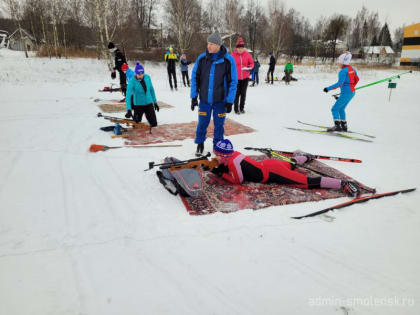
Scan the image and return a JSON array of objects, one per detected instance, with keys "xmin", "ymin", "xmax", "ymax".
[{"xmin": 145, "ymin": 153, "xmax": 220, "ymax": 171}]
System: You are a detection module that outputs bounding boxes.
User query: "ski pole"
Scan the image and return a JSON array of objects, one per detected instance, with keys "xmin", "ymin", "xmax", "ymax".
[{"xmin": 332, "ymin": 70, "xmax": 412, "ymax": 99}]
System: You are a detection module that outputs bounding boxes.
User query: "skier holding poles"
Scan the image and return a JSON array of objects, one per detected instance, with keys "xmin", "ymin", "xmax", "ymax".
[{"xmin": 323, "ymin": 52, "xmax": 359, "ymax": 132}]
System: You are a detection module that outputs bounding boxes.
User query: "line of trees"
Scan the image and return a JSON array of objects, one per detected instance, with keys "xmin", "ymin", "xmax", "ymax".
[{"xmin": 0, "ymin": 0, "xmax": 404, "ymax": 62}]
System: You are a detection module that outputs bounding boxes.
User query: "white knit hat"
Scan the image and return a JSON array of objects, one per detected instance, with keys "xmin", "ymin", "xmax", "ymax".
[{"xmin": 338, "ymin": 51, "xmax": 352, "ymax": 65}]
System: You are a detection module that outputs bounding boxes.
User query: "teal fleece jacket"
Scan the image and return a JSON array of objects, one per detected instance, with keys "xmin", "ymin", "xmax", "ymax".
[{"xmin": 126, "ymin": 74, "xmax": 157, "ymax": 110}]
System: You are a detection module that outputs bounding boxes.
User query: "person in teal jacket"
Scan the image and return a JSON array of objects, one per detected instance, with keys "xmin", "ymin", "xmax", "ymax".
[{"xmin": 125, "ymin": 62, "xmax": 159, "ymax": 127}]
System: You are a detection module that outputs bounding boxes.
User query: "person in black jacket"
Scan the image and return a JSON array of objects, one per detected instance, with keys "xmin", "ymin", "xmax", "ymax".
[
  {"xmin": 108, "ymin": 42, "xmax": 127, "ymax": 96},
  {"xmin": 267, "ymin": 52, "xmax": 276, "ymax": 84}
]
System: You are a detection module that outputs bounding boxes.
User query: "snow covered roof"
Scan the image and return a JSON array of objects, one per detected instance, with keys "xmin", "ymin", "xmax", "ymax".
[
  {"xmin": 363, "ymin": 46, "xmax": 394, "ymax": 54},
  {"xmin": 9, "ymin": 28, "xmax": 36, "ymax": 42}
]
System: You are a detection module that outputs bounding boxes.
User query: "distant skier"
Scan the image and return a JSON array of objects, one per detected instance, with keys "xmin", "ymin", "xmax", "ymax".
[
  {"xmin": 125, "ymin": 63, "xmax": 159, "ymax": 127},
  {"xmin": 267, "ymin": 52, "xmax": 276, "ymax": 84},
  {"xmin": 164, "ymin": 46, "xmax": 179, "ymax": 91},
  {"xmin": 210, "ymin": 139, "xmax": 361, "ymax": 197},
  {"xmin": 251, "ymin": 58, "xmax": 260, "ymax": 86},
  {"xmin": 231, "ymin": 37, "xmax": 254, "ymax": 114},
  {"xmin": 180, "ymin": 54, "xmax": 191, "ymax": 87},
  {"xmin": 323, "ymin": 52, "xmax": 359, "ymax": 132},
  {"xmin": 190, "ymin": 30, "xmax": 238, "ymax": 156},
  {"xmin": 108, "ymin": 42, "xmax": 127, "ymax": 96}
]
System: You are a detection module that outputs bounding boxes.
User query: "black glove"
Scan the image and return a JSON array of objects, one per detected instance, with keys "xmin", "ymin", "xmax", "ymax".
[
  {"xmin": 191, "ymin": 98, "xmax": 198, "ymax": 111},
  {"xmin": 323, "ymin": 87, "xmax": 328, "ymax": 93},
  {"xmin": 211, "ymin": 164, "xmax": 228, "ymax": 176},
  {"xmin": 225, "ymin": 103, "xmax": 233, "ymax": 113},
  {"xmin": 111, "ymin": 71, "xmax": 116, "ymax": 79},
  {"xmin": 125, "ymin": 110, "xmax": 132, "ymax": 118},
  {"xmin": 154, "ymin": 103, "xmax": 159, "ymax": 112}
]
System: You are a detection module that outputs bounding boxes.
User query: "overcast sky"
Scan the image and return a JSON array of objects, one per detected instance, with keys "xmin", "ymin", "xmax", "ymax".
[{"xmin": 274, "ymin": 0, "xmax": 420, "ymax": 33}]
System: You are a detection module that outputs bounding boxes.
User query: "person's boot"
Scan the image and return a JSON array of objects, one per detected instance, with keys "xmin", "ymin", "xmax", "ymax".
[
  {"xmin": 341, "ymin": 120, "xmax": 348, "ymax": 132},
  {"xmin": 327, "ymin": 120, "xmax": 343, "ymax": 132},
  {"xmin": 240, "ymin": 108, "xmax": 245, "ymax": 114},
  {"xmin": 195, "ymin": 143, "xmax": 204, "ymax": 157},
  {"xmin": 341, "ymin": 180, "xmax": 361, "ymax": 198}
]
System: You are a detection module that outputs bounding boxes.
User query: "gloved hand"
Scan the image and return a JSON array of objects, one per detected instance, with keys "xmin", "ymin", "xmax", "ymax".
[
  {"xmin": 323, "ymin": 87, "xmax": 328, "ymax": 93},
  {"xmin": 191, "ymin": 98, "xmax": 198, "ymax": 111},
  {"xmin": 111, "ymin": 71, "xmax": 116, "ymax": 79},
  {"xmin": 225, "ymin": 103, "xmax": 233, "ymax": 113},
  {"xmin": 211, "ymin": 164, "xmax": 228, "ymax": 176},
  {"xmin": 125, "ymin": 110, "xmax": 132, "ymax": 118},
  {"xmin": 154, "ymin": 103, "xmax": 159, "ymax": 112}
]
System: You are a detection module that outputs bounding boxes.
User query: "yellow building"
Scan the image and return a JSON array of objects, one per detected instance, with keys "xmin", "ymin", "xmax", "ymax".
[{"xmin": 400, "ymin": 23, "xmax": 420, "ymax": 66}]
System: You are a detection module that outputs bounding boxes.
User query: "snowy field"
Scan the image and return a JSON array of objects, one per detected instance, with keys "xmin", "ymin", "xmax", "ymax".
[{"xmin": 1, "ymin": 49, "xmax": 419, "ymax": 315}]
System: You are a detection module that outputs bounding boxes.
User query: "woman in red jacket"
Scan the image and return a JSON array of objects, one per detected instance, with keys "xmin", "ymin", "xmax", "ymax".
[
  {"xmin": 231, "ymin": 37, "xmax": 254, "ymax": 114},
  {"xmin": 211, "ymin": 139, "xmax": 361, "ymax": 197}
]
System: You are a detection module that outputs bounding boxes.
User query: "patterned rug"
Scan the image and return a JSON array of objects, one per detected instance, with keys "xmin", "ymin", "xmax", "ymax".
[
  {"xmin": 124, "ymin": 118, "xmax": 255, "ymax": 145},
  {"xmin": 179, "ymin": 155, "xmax": 374, "ymax": 215},
  {"xmin": 98, "ymin": 101, "xmax": 174, "ymax": 113}
]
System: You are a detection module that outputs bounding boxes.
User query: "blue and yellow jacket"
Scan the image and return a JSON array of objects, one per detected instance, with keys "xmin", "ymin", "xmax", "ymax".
[
  {"xmin": 126, "ymin": 74, "xmax": 157, "ymax": 110},
  {"xmin": 190, "ymin": 45, "xmax": 238, "ymax": 104},
  {"xmin": 164, "ymin": 52, "xmax": 178, "ymax": 70}
]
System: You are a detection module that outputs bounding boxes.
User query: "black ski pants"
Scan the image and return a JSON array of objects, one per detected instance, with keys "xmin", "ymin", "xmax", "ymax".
[
  {"xmin": 118, "ymin": 70, "xmax": 127, "ymax": 95},
  {"xmin": 133, "ymin": 103, "xmax": 157, "ymax": 127},
  {"xmin": 267, "ymin": 68, "xmax": 274, "ymax": 84},
  {"xmin": 234, "ymin": 78, "xmax": 249, "ymax": 112},
  {"xmin": 181, "ymin": 71, "xmax": 190, "ymax": 87},
  {"xmin": 167, "ymin": 68, "xmax": 177, "ymax": 89}
]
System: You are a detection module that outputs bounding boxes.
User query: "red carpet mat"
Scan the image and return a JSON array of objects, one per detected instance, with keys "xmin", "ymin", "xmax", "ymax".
[
  {"xmin": 124, "ymin": 119, "xmax": 255, "ymax": 145},
  {"xmin": 180, "ymin": 155, "xmax": 374, "ymax": 215}
]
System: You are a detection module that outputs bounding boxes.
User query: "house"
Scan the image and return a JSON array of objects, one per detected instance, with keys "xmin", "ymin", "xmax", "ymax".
[
  {"xmin": 8, "ymin": 28, "xmax": 37, "ymax": 51},
  {"xmin": 363, "ymin": 46, "xmax": 395, "ymax": 58}
]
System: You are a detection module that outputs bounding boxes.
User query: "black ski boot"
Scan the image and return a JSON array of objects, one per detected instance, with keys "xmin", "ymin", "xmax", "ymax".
[
  {"xmin": 327, "ymin": 120, "xmax": 343, "ymax": 132},
  {"xmin": 341, "ymin": 180, "xmax": 361, "ymax": 198},
  {"xmin": 195, "ymin": 143, "xmax": 204, "ymax": 157},
  {"xmin": 341, "ymin": 121, "xmax": 348, "ymax": 132}
]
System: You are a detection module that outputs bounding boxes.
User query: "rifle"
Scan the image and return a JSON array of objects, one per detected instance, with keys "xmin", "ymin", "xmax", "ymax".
[
  {"xmin": 145, "ymin": 152, "xmax": 220, "ymax": 171},
  {"xmin": 97, "ymin": 112, "xmax": 151, "ymax": 132}
]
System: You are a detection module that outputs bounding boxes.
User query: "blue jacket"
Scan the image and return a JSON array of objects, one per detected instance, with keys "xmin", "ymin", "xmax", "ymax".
[
  {"xmin": 180, "ymin": 58, "xmax": 190, "ymax": 72},
  {"xmin": 190, "ymin": 45, "xmax": 238, "ymax": 104},
  {"xmin": 126, "ymin": 74, "xmax": 157, "ymax": 110},
  {"xmin": 126, "ymin": 68, "xmax": 134, "ymax": 82},
  {"xmin": 327, "ymin": 66, "xmax": 358, "ymax": 95}
]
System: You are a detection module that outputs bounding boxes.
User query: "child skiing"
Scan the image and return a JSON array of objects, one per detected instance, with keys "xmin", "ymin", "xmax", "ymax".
[
  {"xmin": 180, "ymin": 54, "xmax": 191, "ymax": 87},
  {"xmin": 125, "ymin": 63, "xmax": 159, "ymax": 127},
  {"xmin": 323, "ymin": 52, "xmax": 359, "ymax": 132},
  {"xmin": 210, "ymin": 139, "xmax": 361, "ymax": 197}
]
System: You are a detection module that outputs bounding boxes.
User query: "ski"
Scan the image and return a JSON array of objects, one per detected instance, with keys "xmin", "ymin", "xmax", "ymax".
[
  {"xmin": 297, "ymin": 120, "xmax": 375, "ymax": 139},
  {"xmin": 285, "ymin": 127, "xmax": 373, "ymax": 143},
  {"xmin": 244, "ymin": 147, "xmax": 362, "ymax": 163},
  {"xmin": 291, "ymin": 188, "xmax": 416, "ymax": 219}
]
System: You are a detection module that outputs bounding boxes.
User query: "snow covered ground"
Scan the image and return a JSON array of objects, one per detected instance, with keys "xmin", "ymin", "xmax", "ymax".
[{"xmin": 1, "ymin": 49, "xmax": 419, "ymax": 315}]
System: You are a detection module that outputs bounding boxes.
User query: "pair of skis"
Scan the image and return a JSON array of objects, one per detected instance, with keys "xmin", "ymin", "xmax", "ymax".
[{"xmin": 286, "ymin": 121, "xmax": 375, "ymax": 142}]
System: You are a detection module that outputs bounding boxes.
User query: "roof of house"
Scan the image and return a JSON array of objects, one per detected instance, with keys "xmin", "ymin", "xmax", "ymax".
[
  {"xmin": 9, "ymin": 28, "xmax": 36, "ymax": 41},
  {"xmin": 363, "ymin": 46, "xmax": 394, "ymax": 54}
]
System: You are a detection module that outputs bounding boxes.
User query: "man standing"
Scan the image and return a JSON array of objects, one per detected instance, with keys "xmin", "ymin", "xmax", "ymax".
[
  {"xmin": 267, "ymin": 52, "xmax": 276, "ymax": 84},
  {"xmin": 231, "ymin": 37, "xmax": 254, "ymax": 114},
  {"xmin": 323, "ymin": 52, "xmax": 359, "ymax": 132},
  {"xmin": 164, "ymin": 46, "xmax": 179, "ymax": 91},
  {"xmin": 108, "ymin": 42, "xmax": 127, "ymax": 96},
  {"xmin": 190, "ymin": 31, "xmax": 238, "ymax": 156}
]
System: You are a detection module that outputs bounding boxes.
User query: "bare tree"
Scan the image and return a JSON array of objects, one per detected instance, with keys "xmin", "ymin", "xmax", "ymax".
[
  {"xmin": 244, "ymin": 0, "xmax": 264, "ymax": 57},
  {"xmin": 324, "ymin": 14, "xmax": 349, "ymax": 61},
  {"xmin": 165, "ymin": 0, "xmax": 201, "ymax": 53},
  {"xmin": 266, "ymin": 0, "xmax": 289, "ymax": 59},
  {"xmin": 224, "ymin": 0, "xmax": 243, "ymax": 51}
]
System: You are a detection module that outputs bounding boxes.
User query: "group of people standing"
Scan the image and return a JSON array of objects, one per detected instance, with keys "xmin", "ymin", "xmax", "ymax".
[{"xmin": 106, "ymin": 35, "xmax": 361, "ymax": 197}]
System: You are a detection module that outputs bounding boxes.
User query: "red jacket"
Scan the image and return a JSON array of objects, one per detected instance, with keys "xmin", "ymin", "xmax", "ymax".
[{"xmin": 231, "ymin": 49, "xmax": 254, "ymax": 80}]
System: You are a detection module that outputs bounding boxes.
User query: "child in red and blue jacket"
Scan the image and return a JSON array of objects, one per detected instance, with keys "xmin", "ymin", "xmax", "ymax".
[{"xmin": 211, "ymin": 139, "xmax": 361, "ymax": 197}]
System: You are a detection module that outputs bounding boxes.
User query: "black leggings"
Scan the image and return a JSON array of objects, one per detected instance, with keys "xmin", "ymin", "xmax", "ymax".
[
  {"xmin": 132, "ymin": 104, "xmax": 157, "ymax": 127},
  {"xmin": 167, "ymin": 68, "xmax": 177, "ymax": 89},
  {"xmin": 267, "ymin": 68, "xmax": 274, "ymax": 84},
  {"xmin": 234, "ymin": 78, "xmax": 249, "ymax": 112},
  {"xmin": 181, "ymin": 71, "xmax": 190, "ymax": 86}
]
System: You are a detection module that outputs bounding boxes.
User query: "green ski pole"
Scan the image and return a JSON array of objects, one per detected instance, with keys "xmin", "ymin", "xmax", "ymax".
[{"xmin": 332, "ymin": 70, "xmax": 412, "ymax": 99}]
